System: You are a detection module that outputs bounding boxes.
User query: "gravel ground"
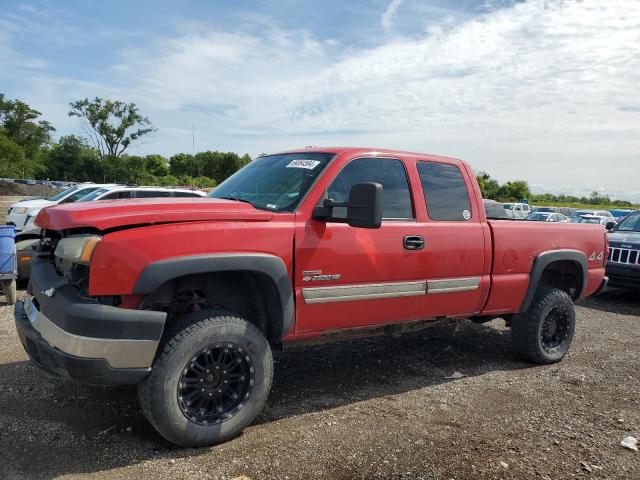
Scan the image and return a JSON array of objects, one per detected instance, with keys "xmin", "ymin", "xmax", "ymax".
[{"xmin": 0, "ymin": 287, "xmax": 638, "ymax": 480}]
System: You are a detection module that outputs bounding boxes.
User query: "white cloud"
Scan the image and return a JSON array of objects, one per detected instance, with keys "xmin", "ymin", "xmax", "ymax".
[
  {"xmin": 3, "ymin": 0, "xmax": 640, "ymax": 200},
  {"xmin": 381, "ymin": 0, "xmax": 403, "ymax": 33}
]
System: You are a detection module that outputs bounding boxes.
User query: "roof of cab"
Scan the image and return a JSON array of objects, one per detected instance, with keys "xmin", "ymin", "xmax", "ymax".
[{"xmin": 265, "ymin": 147, "xmax": 464, "ymax": 164}]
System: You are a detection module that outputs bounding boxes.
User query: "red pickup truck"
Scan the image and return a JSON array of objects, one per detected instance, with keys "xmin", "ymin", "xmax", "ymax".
[{"xmin": 15, "ymin": 147, "xmax": 607, "ymax": 447}]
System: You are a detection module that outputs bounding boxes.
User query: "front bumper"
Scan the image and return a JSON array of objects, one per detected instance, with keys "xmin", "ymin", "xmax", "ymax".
[
  {"xmin": 606, "ymin": 262, "xmax": 640, "ymax": 289},
  {"xmin": 14, "ymin": 257, "xmax": 167, "ymax": 385}
]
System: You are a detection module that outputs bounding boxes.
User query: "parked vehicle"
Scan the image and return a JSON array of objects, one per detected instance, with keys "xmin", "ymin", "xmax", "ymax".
[
  {"xmin": 526, "ymin": 212, "xmax": 570, "ymax": 223},
  {"xmin": 610, "ymin": 209, "xmax": 633, "ymax": 222},
  {"xmin": 574, "ymin": 209, "xmax": 615, "ymax": 222},
  {"xmin": 606, "ymin": 210, "xmax": 640, "ymax": 289},
  {"xmin": 6, "ymin": 184, "xmax": 115, "ymax": 235},
  {"xmin": 0, "ymin": 226, "xmax": 17, "ymax": 305},
  {"xmin": 14, "ymin": 179, "xmax": 37, "ymax": 185},
  {"xmin": 483, "ymin": 199, "xmax": 510, "ymax": 219},
  {"xmin": 15, "ymin": 147, "xmax": 607, "ymax": 447},
  {"xmin": 76, "ymin": 185, "xmax": 207, "ymax": 202},
  {"xmin": 15, "ymin": 186, "xmax": 206, "ymax": 282},
  {"xmin": 502, "ymin": 202, "xmax": 530, "ymax": 219},
  {"xmin": 571, "ymin": 214, "xmax": 615, "ymax": 228},
  {"xmin": 531, "ymin": 206, "xmax": 558, "ymax": 213}
]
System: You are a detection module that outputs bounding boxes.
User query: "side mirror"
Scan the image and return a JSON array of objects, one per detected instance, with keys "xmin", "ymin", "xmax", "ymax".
[
  {"xmin": 312, "ymin": 182, "xmax": 383, "ymax": 229},
  {"xmin": 606, "ymin": 221, "xmax": 616, "ymax": 231}
]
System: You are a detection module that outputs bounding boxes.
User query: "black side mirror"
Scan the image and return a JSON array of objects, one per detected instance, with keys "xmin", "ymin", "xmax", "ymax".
[
  {"xmin": 606, "ymin": 221, "xmax": 616, "ymax": 231},
  {"xmin": 312, "ymin": 182, "xmax": 383, "ymax": 229}
]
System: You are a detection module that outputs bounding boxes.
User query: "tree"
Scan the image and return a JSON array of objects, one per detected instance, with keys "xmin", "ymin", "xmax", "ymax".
[
  {"xmin": 44, "ymin": 135, "xmax": 102, "ymax": 182},
  {"xmin": 476, "ymin": 171, "xmax": 500, "ymax": 200},
  {"xmin": 68, "ymin": 97, "xmax": 155, "ymax": 161},
  {"xmin": 0, "ymin": 93, "xmax": 54, "ymax": 173},
  {"xmin": 0, "ymin": 131, "xmax": 27, "ymax": 178}
]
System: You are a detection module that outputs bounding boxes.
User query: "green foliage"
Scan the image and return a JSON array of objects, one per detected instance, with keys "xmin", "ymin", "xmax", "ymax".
[
  {"xmin": 68, "ymin": 97, "xmax": 155, "ymax": 161},
  {"xmin": 45, "ymin": 135, "xmax": 102, "ymax": 182},
  {"xmin": 0, "ymin": 94, "xmax": 53, "ymax": 177},
  {"xmin": 0, "ymin": 131, "xmax": 27, "ymax": 178},
  {"xmin": 170, "ymin": 151, "xmax": 249, "ymax": 184}
]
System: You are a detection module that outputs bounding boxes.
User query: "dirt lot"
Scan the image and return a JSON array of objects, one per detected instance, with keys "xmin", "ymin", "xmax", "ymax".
[{"xmin": 0, "ymin": 287, "xmax": 638, "ymax": 480}]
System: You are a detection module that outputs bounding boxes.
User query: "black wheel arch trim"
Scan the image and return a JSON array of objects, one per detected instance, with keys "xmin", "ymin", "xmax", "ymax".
[
  {"xmin": 520, "ymin": 249, "xmax": 588, "ymax": 312},
  {"xmin": 133, "ymin": 253, "xmax": 294, "ymax": 341}
]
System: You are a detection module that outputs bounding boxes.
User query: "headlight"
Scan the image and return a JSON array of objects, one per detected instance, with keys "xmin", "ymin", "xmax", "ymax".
[
  {"xmin": 55, "ymin": 235, "xmax": 101, "ymax": 265},
  {"xmin": 12, "ymin": 207, "xmax": 29, "ymax": 215}
]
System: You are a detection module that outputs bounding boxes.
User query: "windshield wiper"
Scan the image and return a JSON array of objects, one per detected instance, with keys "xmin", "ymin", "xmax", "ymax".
[{"xmin": 217, "ymin": 195, "xmax": 254, "ymax": 206}]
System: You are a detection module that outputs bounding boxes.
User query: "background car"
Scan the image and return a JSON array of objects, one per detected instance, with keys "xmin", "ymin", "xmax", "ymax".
[
  {"xmin": 574, "ymin": 209, "xmax": 616, "ymax": 222},
  {"xmin": 6, "ymin": 183, "xmax": 116, "ymax": 235},
  {"xmin": 570, "ymin": 214, "xmax": 615, "ymax": 228},
  {"xmin": 606, "ymin": 210, "xmax": 640, "ymax": 289},
  {"xmin": 610, "ymin": 209, "xmax": 633, "ymax": 222},
  {"xmin": 525, "ymin": 212, "xmax": 570, "ymax": 222},
  {"xmin": 16, "ymin": 185, "xmax": 207, "ymax": 281},
  {"xmin": 502, "ymin": 202, "xmax": 531, "ymax": 219},
  {"xmin": 75, "ymin": 185, "xmax": 207, "ymax": 202}
]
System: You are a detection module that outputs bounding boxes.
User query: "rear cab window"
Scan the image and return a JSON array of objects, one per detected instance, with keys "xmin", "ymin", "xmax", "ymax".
[{"xmin": 417, "ymin": 161, "xmax": 472, "ymax": 221}]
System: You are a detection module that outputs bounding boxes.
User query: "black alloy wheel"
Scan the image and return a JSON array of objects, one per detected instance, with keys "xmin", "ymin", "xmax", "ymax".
[{"xmin": 177, "ymin": 343, "xmax": 254, "ymax": 425}]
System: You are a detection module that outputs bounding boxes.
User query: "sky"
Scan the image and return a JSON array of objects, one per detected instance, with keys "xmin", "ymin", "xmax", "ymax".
[{"xmin": 1, "ymin": 0, "xmax": 639, "ymax": 200}]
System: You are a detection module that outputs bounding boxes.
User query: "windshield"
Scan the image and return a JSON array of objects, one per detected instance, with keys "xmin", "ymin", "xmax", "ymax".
[
  {"xmin": 616, "ymin": 211, "xmax": 640, "ymax": 231},
  {"xmin": 527, "ymin": 213, "xmax": 549, "ymax": 221},
  {"xmin": 77, "ymin": 188, "xmax": 109, "ymax": 202},
  {"xmin": 209, "ymin": 152, "xmax": 334, "ymax": 211},
  {"xmin": 46, "ymin": 186, "xmax": 78, "ymax": 202},
  {"xmin": 502, "ymin": 203, "xmax": 514, "ymax": 210}
]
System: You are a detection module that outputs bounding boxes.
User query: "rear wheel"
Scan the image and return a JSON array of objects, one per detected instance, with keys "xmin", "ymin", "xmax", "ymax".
[
  {"xmin": 138, "ymin": 309, "xmax": 273, "ymax": 447},
  {"xmin": 511, "ymin": 287, "xmax": 575, "ymax": 364}
]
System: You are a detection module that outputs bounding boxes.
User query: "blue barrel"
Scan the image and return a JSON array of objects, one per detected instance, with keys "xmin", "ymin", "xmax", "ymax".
[{"xmin": 0, "ymin": 226, "xmax": 17, "ymax": 276}]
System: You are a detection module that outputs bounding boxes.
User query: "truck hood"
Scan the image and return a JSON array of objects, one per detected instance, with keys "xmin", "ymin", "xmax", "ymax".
[
  {"xmin": 608, "ymin": 231, "xmax": 640, "ymax": 246},
  {"xmin": 35, "ymin": 198, "xmax": 273, "ymax": 231}
]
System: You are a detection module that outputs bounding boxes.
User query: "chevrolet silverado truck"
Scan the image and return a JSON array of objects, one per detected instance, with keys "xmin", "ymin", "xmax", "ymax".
[{"xmin": 14, "ymin": 147, "xmax": 608, "ymax": 447}]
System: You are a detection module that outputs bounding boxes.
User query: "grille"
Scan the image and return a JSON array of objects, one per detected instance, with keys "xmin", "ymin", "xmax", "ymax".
[{"xmin": 608, "ymin": 246, "xmax": 640, "ymax": 265}]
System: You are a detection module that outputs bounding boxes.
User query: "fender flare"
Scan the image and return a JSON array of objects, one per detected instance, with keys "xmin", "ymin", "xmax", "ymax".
[
  {"xmin": 520, "ymin": 249, "xmax": 588, "ymax": 312},
  {"xmin": 133, "ymin": 253, "xmax": 294, "ymax": 341}
]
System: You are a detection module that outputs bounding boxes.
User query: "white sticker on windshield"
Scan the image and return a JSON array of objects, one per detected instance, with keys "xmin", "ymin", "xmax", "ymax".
[
  {"xmin": 463, "ymin": 209, "xmax": 471, "ymax": 220},
  {"xmin": 286, "ymin": 159, "xmax": 321, "ymax": 170}
]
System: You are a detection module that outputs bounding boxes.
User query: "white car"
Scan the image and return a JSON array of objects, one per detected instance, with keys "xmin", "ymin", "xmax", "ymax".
[
  {"xmin": 502, "ymin": 202, "xmax": 531, "ymax": 219},
  {"xmin": 19, "ymin": 186, "xmax": 207, "ymax": 234},
  {"xmin": 6, "ymin": 184, "xmax": 116, "ymax": 234},
  {"xmin": 526, "ymin": 212, "xmax": 571, "ymax": 223},
  {"xmin": 76, "ymin": 185, "xmax": 207, "ymax": 202}
]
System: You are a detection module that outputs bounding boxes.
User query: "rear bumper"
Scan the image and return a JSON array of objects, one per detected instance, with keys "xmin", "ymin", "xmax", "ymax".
[
  {"xmin": 606, "ymin": 263, "xmax": 640, "ymax": 289},
  {"xmin": 14, "ymin": 257, "xmax": 167, "ymax": 385}
]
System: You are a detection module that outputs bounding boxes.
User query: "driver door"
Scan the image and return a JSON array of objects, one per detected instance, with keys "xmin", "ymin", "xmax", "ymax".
[{"xmin": 294, "ymin": 157, "xmax": 427, "ymax": 334}]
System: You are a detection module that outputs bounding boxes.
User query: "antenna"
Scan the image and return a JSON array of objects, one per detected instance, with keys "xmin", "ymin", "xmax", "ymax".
[{"xmin": 192, "ymin": 122, "xmax": 195, "ymax": 154}]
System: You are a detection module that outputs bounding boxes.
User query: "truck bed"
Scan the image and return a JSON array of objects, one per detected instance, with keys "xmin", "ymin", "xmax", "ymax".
[{"xmin": 481, "ymin": 220, "xmax": 607, "ymax": 315}]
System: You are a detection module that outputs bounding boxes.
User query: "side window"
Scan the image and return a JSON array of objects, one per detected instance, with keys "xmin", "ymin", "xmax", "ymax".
[
  {"xmin": 324, "ymin": 157, "xmax": 413, "ymax": 220},
  {"xmin": 102, "ymin": 191, "xmax": 131, "ymax": 200},
  {"xmin": 135, "ymin": 190, "xmax": 171, "ymax": 198},
  {"xmin": 417, "ymin": 161, "xmax": 472, "ymax": 221},
  {"xmin": 174, "ymin": 191, "xmax": 202, "ymax": 197}
]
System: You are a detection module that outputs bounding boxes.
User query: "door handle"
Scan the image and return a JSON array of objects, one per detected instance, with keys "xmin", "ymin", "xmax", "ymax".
[{"xmin": 403, "ymin": 235, "xmax": 424, "ymax": 250}]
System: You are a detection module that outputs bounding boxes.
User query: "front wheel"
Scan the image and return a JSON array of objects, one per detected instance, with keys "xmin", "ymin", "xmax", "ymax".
[
  {"xmin": 511, "ymin": 287, "xmax": 575, "ymax": 364},
  {"xmin": 138, "ymin": 309, "xmax": 273, "ymax": 447}
]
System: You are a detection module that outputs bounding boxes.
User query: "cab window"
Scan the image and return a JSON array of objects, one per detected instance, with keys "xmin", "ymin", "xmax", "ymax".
[
  {"xmin": 417, "ymin": 161, "xmax": 472, "ymax": 221},
  {"xmin": 323, "ymin": 157, "xmax": 414, "ymax": 220}
]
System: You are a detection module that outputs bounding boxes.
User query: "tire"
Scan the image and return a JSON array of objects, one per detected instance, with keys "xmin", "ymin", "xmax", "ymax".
[
  {"xmin": 5, "ymin": 280, "xmax": 17, "ymax": 306},
  {"xmin": 138, "ymin": 309, "xmax": 273, "ymax": 447},
  {"xmin": 511, "ymin": 287, "xmax": 575, "ymax": 364}
]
